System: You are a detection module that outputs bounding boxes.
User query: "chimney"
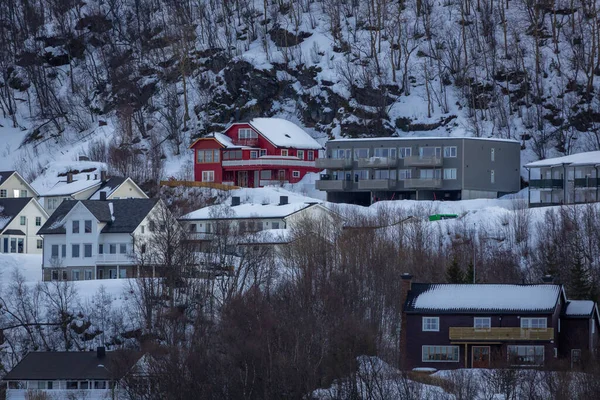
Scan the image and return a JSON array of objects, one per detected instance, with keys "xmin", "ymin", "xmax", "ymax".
[
  {"xmin": 399, "ymin": 273, "xmax": 413, "ymax": 370},
  {"xmin": 100, "ymin": 170, "xmax": 107, "ymax": 181},
  {"xmin": 67, "ymin": 172, "xmax": 73, "ymax": 183},
  {"xmin": 231, "ymin": 196, "xmax": 240, "ymax": 207},
  {"xmin": 279, "ymin": 195, "xmax": 288, "ymax": 205},
  {"xmin": 542, "ymin": 275, "xmax": 555, "ymax": 284},
  {"xmin": 96, "ymin": 346, "xmax": 106, "ymax": 359},
  {"xmin": 99, "ymin": 191, "xmax": 107, "ymax": 201}
]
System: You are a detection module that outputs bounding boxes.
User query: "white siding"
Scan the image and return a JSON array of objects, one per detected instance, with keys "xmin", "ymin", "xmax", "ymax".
[
  {"xmin": 0, "ymin": 173, "xmax": 38, "ymax": 199},
  {"xmin": 1, "ymin": 199, "xmax": 47, "ymax": 254}
]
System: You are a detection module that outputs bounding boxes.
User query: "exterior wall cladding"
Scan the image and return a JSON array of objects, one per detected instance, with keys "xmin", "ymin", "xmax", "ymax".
[{"xmin": 316, "ymin": 137, "xmax": 521, "ymax": 205}]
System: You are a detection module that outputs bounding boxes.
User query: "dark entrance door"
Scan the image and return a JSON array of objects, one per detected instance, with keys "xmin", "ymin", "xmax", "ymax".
[{"xmin": 472, "ymin": 346, "xmax": 490, "ymax": 368}]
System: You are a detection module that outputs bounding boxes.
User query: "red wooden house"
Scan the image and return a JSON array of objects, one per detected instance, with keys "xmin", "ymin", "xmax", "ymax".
[{"xmin": 190, "ymin": 118, "xmax": 324, "ymax": 187}]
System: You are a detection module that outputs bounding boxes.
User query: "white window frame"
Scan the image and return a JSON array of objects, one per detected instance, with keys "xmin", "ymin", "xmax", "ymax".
[
  {"xmin": 35, "ymin": 217, "xmax": 41, "ymax": 226},
  {"xmin": 239, "ymin": 128, "xmax": 257, "ymax": 139},
  {"xmin": 399, "ymin": 147, "xmax": 412, "ymax": 158},
  {"xmin": 297, "ymin": 150, "xmax": 304, "ymax": 160},
  {"xmin": 520, "ymin": 318, "xmax": 547, "ymax": 329},
  {"xmin": 422, "ymin": 346, "xmax": 460, "ymax": 362},
  {"xmin": 72, "ymin": 244, "xmax": 80, "ymax": 258},
  {"xmin": 260, "ymin": 149, "xmax": 267, "ymax": 157},
  {"xmin": 422, "ymin": 317, "xmax": 440, "ymax": 332},
  {"xmin": 443, "ymin": 168, "xmax": 457, "ymax": 180},
  {"xmin": 84, "ymin": 270, "xmax": 93, "ymax": 280},
  {"xmin": 20, "ymin": 190, "xmax": 27, "ymax": 197},
  {"xmin": 37, "ymin": 239, "xmax": 43, "ymax": 249},
  {"xmin": 443, "ymin": 146, "xmax": 457, "ymax": 158},
  {"xmin": 83, "ymin": 244, "xmax": 93, "ymax": 258},
  {"xmin": 20, "ymin": 216, "xmax": 26, "ymax": 225},
  {"xmin": 250, "ymin": 151, "xmax": 258, "ymax": 159},
  {"xmin": 72, "ymin": 220, "xmax": 80, "ymax": 234},
  {"xmin": 292, "ymin": 171, "xmax": 300, "ymax": 178},
  {"xmin": 308, "ymin": 150, "xmax": 314, "ymax": 161},
  {"xmin": 474, "ymin": 317, "xmax": 491, "ymax": 330},
  {"xmin": 507, "ymin": 345, "xmax": 545, "ymax": 366},
  {"xmin": 202, "ymin": 171, "xmax": 215, "ymax": 182},
  {"xmin": 0, "ymin": 189, "xmax": 6, "ymax": 197},
  {"xmin": 281, "ymin": 149, "xmax": 289, "ymax": 156}
]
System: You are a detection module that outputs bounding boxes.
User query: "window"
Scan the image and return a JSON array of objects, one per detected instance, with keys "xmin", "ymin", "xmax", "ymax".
[
  {"xmin": 521, "ymin": 318, "xmax": 547, "ymax": 329},
  {"xmin": 443, "ymin": 146, "xmax": 457, "ymax": 158},
  {"xmin": 491, "ymin": 148, "xmax": 495, "ymax": 162},
  {"xmin": 35, "ymin": 217, "xmax": 41, "ymax": 226},
  {"xmin": 84, "ymin": 244, "xmax": 92, "ymax": 258},
  {"xmin": 281, "ymin": 149, "xmax": 288, "ymax": 156},
  {"xmin": 398, "ymin": 169, "xmax": 412, "ymax": 180},
  {"xmin": 141, "ymin": 225, "xmax": 145, "ymax": 234},
  {"xmin": 375, "ymin": 170, "xmax": 397, "ymax": 179},
  {"xmin": 109, "ymin": 244, "xmax": 117, "ymax": 254},
  {"xmin": 0, "ymin": 189, "xmax": 6, "ymax": 197},
  {"xmin": 72, "ymin": 270, "xmax": 80, "ymax": 281},
  {"xmin": 422, "ymin": 346, "xmax": 459, "ymax": 362},
  {"xmin": 109, "ymin": 269, "xmax": 117, "ymax": 279},
  {"xmin": 37, "ymin": 239, "xmax": 43, "ymax": 249},
  {"xmin": 422, "ymin": 317, "xmax": 440, "ymax": 331},
  {"xmin": 20, "ymin": 190, "xmax": 27, "ymax": 197},
  {"xmin": 202, "ymin": 171, "xmax": 215, "ymax": 182},
  {"xmin": 120, "ymin": 243, "xmax": 127, "ymax": 254},
  {"xmin": 443, "ymin": 168, "xmax": 457, "ymax": 180},
  {"xmin": 260, "ymin": 170, "xmax": 272, "ymax": 180},
  {"xmin": 72, "ymin": 244, "xmax": 80, "ymax": 258},
  {"xmin": 508, "ymin": 345, "xmax": 544, "ymax": 365},
  {"xmin": 119, "ymin": 269, "xmax": 127, "ymax": 278},
  {"xmin": 250, "ymin": 150, "xmax": 258, "ymax": 159},
  {"xmin": 20, "ymin": 216, "xmax": 26, "ymax": 225},
  {"xmin": 272, "ymin": 222, "xmax": 280, "ymax": 229},
  {"xmin": 84, "ymin": 220, "xmax": 92, "ymax": 233},
  {"xmin": 51, "ymin": 270, "xmax": 59, "ymax": 280},
  {"xmin": 572, "ymin": 349, "xmax": 582, "ymax": 364},
  {"xmin": 491, "ymin": 170, "xmax": 495, "ymax": 183},
  {"xmin": 374, "ymin": 148, "xmax": 397, "ymax": 158},
  {"xmin": 141, "ymin": 244, "xmax": 147, "ymax": 253},
  {"xmin": 332, "ymin": 149, "xmax": 351, "ymax": 159},
  {"xmin": 239, "ymin": 128, "xmax": 257, "ymax": 139},
  {"xmin": 420, "ymin": 169, "xmax": 441, "ymax": 179},
  {"xmin": 297, "ymin": 150, "xmax": 304, "ymax": 160},
  {"xmin": 85, "ymin": 270, "xmax": 93, "ymax": 280},
  {"xmin": 223, "ymin": 150, "xmax": 243, "ymax": 160},
  {"xmin": 400, "ymin": 147, "xmax": 412, "ymax": 158},
  {"xmin": 308, "ymin": 150, "xmax": 314, "ymax": 161},
  {"xmin": 13, "ymin": 189, "xmax": 19, "ymax": 197},
  {"xmin": 51, "ymin": 245, "xmax": 59, "ymax": 258},
  {"xmin": 62, "ymin": 245, "xmax": 66, "ymax": 258},
  {"xmin": 189, "ymin": 223, "xmax": 197, "ymax": 233},
  {"xmin": 72, "ymin": 220, "xmax": 79, "ymax": 234},
  {"xmin": 419, "ymin": 146, "xmax": 442, "ymax": 159},
  {"xmin": 292, "ymin": 171, "xmax": 300, "ymax": 178},
  {"xmin": 260, "ymin": 149, "xmax": 267, "ymax": 157},
  {"xmin": 354, "ymin": 148, "xmax": 369, "ymax": 159},
  {"xmin": 196, "ymin": 150, "xmax": 220, "ymax": 163},
  {"xmin": 474, "ymin": 317, "xmax": 491, "ymax": 329},
  {"xmin": 98, "ymin": 244, "xmax": 104, "ymax": 254}
]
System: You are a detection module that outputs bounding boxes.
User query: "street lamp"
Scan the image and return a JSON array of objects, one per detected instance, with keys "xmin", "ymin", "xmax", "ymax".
[{"xmin": 97, "ymin": 364, "xmax": 116, "ymax": 400}]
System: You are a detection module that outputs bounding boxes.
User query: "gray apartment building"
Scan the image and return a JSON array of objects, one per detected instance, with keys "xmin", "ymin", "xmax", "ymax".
[
  {"xmin": 315, "ymin": 137, "xmax": 521, "ymax": 205},
  {"xmin": 525, "ymin": 151, "xmax": 600, "ymax": 207}
]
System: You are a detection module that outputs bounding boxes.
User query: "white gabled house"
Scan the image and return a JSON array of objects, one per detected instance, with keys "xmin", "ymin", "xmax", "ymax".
[
  {"xmin": 0, "ymin": 170, "xmax": 39, "ymax": 200},
  {"xmin": 0, "ymin": 197, "xmax": 48, "ymax": 254},
  {"xmin": 41, "ymin": 172, "xmax": 148, "ymax": 215},
  {"xmin": 38, "ymin": 198, "xmax": 165, "ymax": 281}
]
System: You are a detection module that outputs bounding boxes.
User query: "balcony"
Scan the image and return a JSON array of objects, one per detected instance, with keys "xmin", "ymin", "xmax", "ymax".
[
  {"xmin": 403, "ymin": 156, "xmax": 443, "ymax": 167},
  {"xmin": 316, "ymin": 158, "xmax": 354, "ymax": 169},
  {"xmin": 96, "ymin": 253, "xmax": 134, "ymax": 265},
  {"xmin": 404, "ymin": 178, "xmax": 442, "ymax": 188},
  {"xmin": 222, "ymin": 158, "xmax": 316, "ymax": 168},
  {"xmin": 357, "ymin": 179, "xmax": 396, "ymax": 190},
  {"xmin": 529, "ymin": 179, "xmax": 564, "ymax": 189},
  {"xmin": 574, "ymin": 178, "xmax": 599, "ymax": 188},
  {"xmin": 316, "ymin": 179, "xmax": 352, "ymax": 191},
  {"xmin": 357, "ymin": 157, "xmax": 398, "ymax": 168},
  {"xmin": 449, "ymin": 327, "xmax": 555, "ymax": 341}
]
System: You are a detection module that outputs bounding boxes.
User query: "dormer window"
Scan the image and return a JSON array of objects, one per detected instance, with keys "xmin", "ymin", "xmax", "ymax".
[{"xmin": 239, "ymin": 128, "xmax": 257, "ymax": 140}]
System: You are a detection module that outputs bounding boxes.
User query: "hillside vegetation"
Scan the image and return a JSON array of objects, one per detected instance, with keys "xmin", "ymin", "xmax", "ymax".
[{"xmin": 2, "ymin": 0, "xmax": 600, "ymax": 181}]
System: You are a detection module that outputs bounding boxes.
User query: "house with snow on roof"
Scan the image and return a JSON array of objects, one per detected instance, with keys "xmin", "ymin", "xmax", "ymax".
[
  {"xmin": 40, "ymin": 171, "xmax": 148, "ymax": 215},
  {"xmin": 525, "ymin": 150, "xmax": 600, "ymax": 207},
  {"xmin": 0, "ymin": 170, "xmax": 39, "ymax": 200},
  {"xmin": 179, "ymin": 195, "xmax": 337, "ymax": 251},
  {"xmin": 0, "ymin": 197, "xmax": 48, "ymax": 254},
  {"xmin": 189, "ymin": 118, "xmax": 324, "ymax": 188},
  {"xmin": 399, "ymin": 274, "xmax": 599, "ymax": 370},
  {"xmin": 37, "ymin": 198, "xmax": 169, "ymax": 281}
]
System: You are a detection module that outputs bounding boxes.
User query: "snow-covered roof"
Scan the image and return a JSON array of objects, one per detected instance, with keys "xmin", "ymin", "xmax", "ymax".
[
  {"xmin": 329, "ymin": 136, "xmax": 520, "ymax": 144},
  {"xmin": 246, "ymin": 118, "xmax": 323, "ymax": 149},
  {"xmin": 525, "ymin": 151, "xmax": 600, "ymax": 168},
  {"xmin": 42, "ymin": 179, "xmax": 102, "ymax": 197},
  {"xmin": 564, "ymin": 300, "xmax": 596, "ymax": 317},
  {"xmin": 405, "ymin": 283, "xmax": 562, "ymax": 314},
  {"xmin": 213, "ymin": 132, "xmax": 250, "ymax": 149},
  {"xmin": 181, "ymin": 202, "xmax": 314, "ymax": 220},
  {"xmin": 242, "ymin": 228, "xmax": 291, "ymax": 245}
]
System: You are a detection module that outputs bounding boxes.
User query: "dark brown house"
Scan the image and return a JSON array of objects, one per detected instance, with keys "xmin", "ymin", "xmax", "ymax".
[{"xmin": 400, "ymin": 274, "xmax": 600, "ymax": 370}]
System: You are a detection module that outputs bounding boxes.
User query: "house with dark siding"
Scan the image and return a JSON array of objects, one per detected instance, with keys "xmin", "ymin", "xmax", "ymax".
[{"xmin": 399, "ymin": 274, "xmax": 599, "ymax": 370}]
